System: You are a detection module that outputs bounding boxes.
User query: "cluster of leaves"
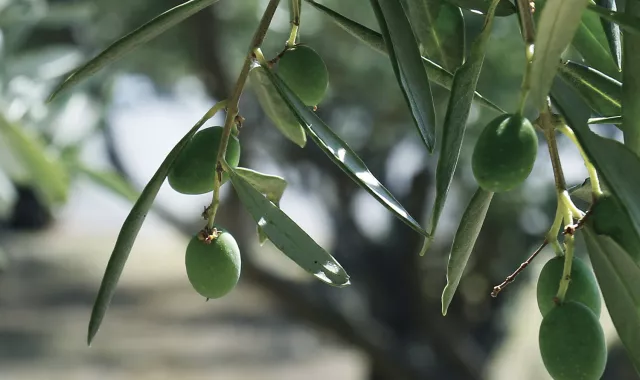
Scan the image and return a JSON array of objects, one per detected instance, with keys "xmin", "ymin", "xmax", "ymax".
[{"xmin": 2, "ymin": 0, "xmax": 637, "ymax": 374}]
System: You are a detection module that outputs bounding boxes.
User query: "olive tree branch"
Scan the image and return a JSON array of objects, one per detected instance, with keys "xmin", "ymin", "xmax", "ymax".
[
  {"xmin": 205, "ymin": 0, "xmax": 282, "ymax": 229},
  {"xmin": 286, "ymin": 0, "xmax": 301, "ymax": 47}
]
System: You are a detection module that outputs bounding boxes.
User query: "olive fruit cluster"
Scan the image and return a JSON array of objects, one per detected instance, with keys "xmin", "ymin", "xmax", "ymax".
[
  {"xmin": 168, "ymin": 43, "xmax": 330, "ymax": 300},
  {"xmin": 166, "ymin": 126, "xmax": 243, "ymax": 298},
  {"xmin": 472, "ymin": 113, "xmax": 538, "ymax": 192},
  {"xmin": 536, "ymin": 256, "xmax": 607, "ymax": 380}
]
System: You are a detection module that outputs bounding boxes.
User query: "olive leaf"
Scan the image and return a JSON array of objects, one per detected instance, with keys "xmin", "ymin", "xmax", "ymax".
[
  {"xmin": 401, "ymin": 0, "xmax": 465, "ymax": 72},
  {"xmin": 370, "ymin": 0, "xmax": 437, "ymax": 152},
  {"xmin": 588, "ymin": 3, "xmax": 640, "ymax": 36},
  {"xmin": 234, "ymin": 167, "xmax": 288, "ymax": 245},
  {"xmin": 303, "ymin": 0, "xmax": 387, "ymax": 54},
  {"xmin": 264, "ymin": 67, "xmax": 428, "ymax": 238},
  {"xmin": 48, "ymin": 0, "xmax": 220, "ymax": 101},
  {"xmin": 583, "ymin": 228, "xmax": 640, "ymax": 374},
  {"xmin": 87, "ymin": 106, "xmax": 219, "ymax": 345},
  {"xmin": 303, "ymin": 0, "xmax": 504, "ymax": 113},
  {"xmin": 229, "ymin": 167, "xmax": 350, "ymax": 287},
  {"xmin": 621, "ymin": 2, "xmax": 640, "ymax": 155},
  {"xmin": 588, "ymin": 115, "xmax": 621, "ymax": 125},
  {"xmin": 558, "ymin": 60, "xmax": 621, "ymax": 117},
  {"xmin": 249, "ymin": 66, "xmax": 307, "ymax": 147},
  {"xmin": 445, "ymin": 0, "xmax": 515, "ymax": 16},
  {"xmin": 594, "ymin": 0, "xmax": 622, "ymax": 69},
  {"xmin": 441, "ymin": 187, "xmax": 493, "ymax": 315},
  {"xmin": 74, "ymin": 165, "xmax": 139, "ymax": 203},
  {"xmin": 533, "ymin": 0, "xmax": 620, "ymax": 80},
  {"xmin": 574, "ymin": 4, "xmax": 621, "ymax": 79},
  {"xmin": 0, "ymin": 114, "xmax": 68, "ymax": 206},
  {"xmin": 425, "ymin": 3, "xmax": 500, "ymax": 252},
  {"xmin": 530, "ymin": 0, "xmax": 591, "ymax": 109}
]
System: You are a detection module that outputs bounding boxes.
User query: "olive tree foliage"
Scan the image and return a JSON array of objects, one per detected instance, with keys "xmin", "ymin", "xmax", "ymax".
[{"xmin": 2, "ymin": 0, "xmax": 640, "ymax": 378}]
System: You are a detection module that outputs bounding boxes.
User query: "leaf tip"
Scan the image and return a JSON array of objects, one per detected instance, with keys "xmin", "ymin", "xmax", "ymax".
[
  {"xmin": 47, "ymin": 80, "xmax": 69, "ymax": 103},
  {"xmin": 418, "ymin": 237, "xmax": 433, "ymax": 257},
  {"xmin": 441, "ymin": 286, "xmax": 452, "ymax": 316},
  {"xmin": 87, "ymin": 325, "xmax": 97, "ymax": 346}
]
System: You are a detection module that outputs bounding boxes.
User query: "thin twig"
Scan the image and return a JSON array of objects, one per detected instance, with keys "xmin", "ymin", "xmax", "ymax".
[
  {"xmin": 491, "ymin": 240, "xmax": 548, "ymax": 297},
  {"xmin": 491, "ymin": 210, "xmax": 591, "ymax": 297}
]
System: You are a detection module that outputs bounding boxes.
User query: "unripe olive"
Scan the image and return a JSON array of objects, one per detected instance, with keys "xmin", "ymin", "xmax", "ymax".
[
  {"xmin": 168, "ymin": 126, "xmax": 241, "ymax": 195},
  {"xmin": 185, "ymin": 230, "xmax": 241, "ymax": 299},
  {"xmin": 472, "ymin": 114, "xmax": 538, "ymax": 192},
  {"xmin": 277, "ymin": 45, "xmax": 329, "ymax": 107},
  {"xmin": 536, "ymin": 256, "xmax": 601, "ymax": 317},
  {"xmin": 539, "ymin": 301, "xmax": 607, "ymax": 380}
]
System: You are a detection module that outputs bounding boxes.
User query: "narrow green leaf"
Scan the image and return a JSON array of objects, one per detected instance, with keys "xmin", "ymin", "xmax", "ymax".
[
  {"xmin": 0, "ymin": 115, "xmax": 68, "ymax": 206},
  {"xmin": 588, "ymin": 3, "xmax": 640, "ymax": 36},
  {"xmin": 573, "ymin": 5, "xmax": 621, "ymax": 79},
  {"xmin": 49, "ymin": 0, "xmax": 220, "ymax": 101},
  {"xmin": 622, "ymin": 1, "xmax": 640, "ymax": 154},
  {"xmin": 557, "ymin": 60, "xmax": 621, "ymax": 117},
  {"xmin": 249, "ymin": 66, "xmax": 307, "ymax": 147},
  {"xmin": 533, "ymin": 0, "xmax": 619, "ymax": 79},
  {"xmin": 265, "ymin": 68, "xmax": 428, "ymax": 238},
  {"xmin": 76, "ymin": 165, "xmax": 139, "ymax": 202},
  {"xmin": 229, "ymin": 168, "xmax": 350, "ymax": 287},
  {"xmin": 594, "ymin": 0, "xmax": 622, "ymax": 69},
  {"xmin": 552, "ymin": 89, "xmax": 640, "ymax": 241},
  {"xmin": 370, "ymin": 0, "xmax": 437, "ymax": 152},
  {"xmin": 426, "ymin": 4, "xmax": 500, "ymax": 250},
  {"xmin": 441, "ymin": 187, "xmax": 493, "ymax": 315},
  {"xmin": 87, "ymin": 107, "xmax": 218, "ymax": 345},
  {"xmin": 234, "ymin": 167, "xmax": 287, "ymax": 206},
  {"xmin": 422, "ymin": 58, "xmax": 504, "ymax": 113},
  {"xmin": 531, "ymin": 0, "xmax": 591, "ymax": 109},
  {"xmin": 588, "ymin": 115, "xmax": 621, "ymax": 125},
  {"xmin": 302, "ymin": 0, "xmax": 504, "ymax": 113},
  {"xmin": 303, "ymin": 0, "xmax": 387, "ymax": 54},
  {"xmin": 583, "ymin": 228, "xmax": 640, "ymax": 374},
  {"xmin": 446, "ymin": 0, "xmax": 515, "ymax": 16},
  {"xmin": 234, "ymin": 166, "xmax": 288, "ymax": 246},
  {"xmin": 402, "ymin": 0, "xmax": 465, "ymax": 71}
]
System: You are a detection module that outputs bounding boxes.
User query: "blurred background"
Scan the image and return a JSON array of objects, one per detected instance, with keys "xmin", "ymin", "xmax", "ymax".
[{"xmin": 0, "ymin": 0, "xmax": 637, "ymax": 379}]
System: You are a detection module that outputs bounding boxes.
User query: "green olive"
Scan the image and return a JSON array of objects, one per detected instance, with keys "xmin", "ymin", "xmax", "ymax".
[
  {"xmin": 277, "ymin": 45, "xmax": 329, "ymax": 107},
  {"xmin": 472, "ymin": 114, "xmax": 538, "ymax": 192},
  {"xmin": 168, "ymin": 126, "xmax": 241, "ymax": 195},
  {"xmin": 185, "ymin": 230, "xmax": 241, "ymax": 299}
]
